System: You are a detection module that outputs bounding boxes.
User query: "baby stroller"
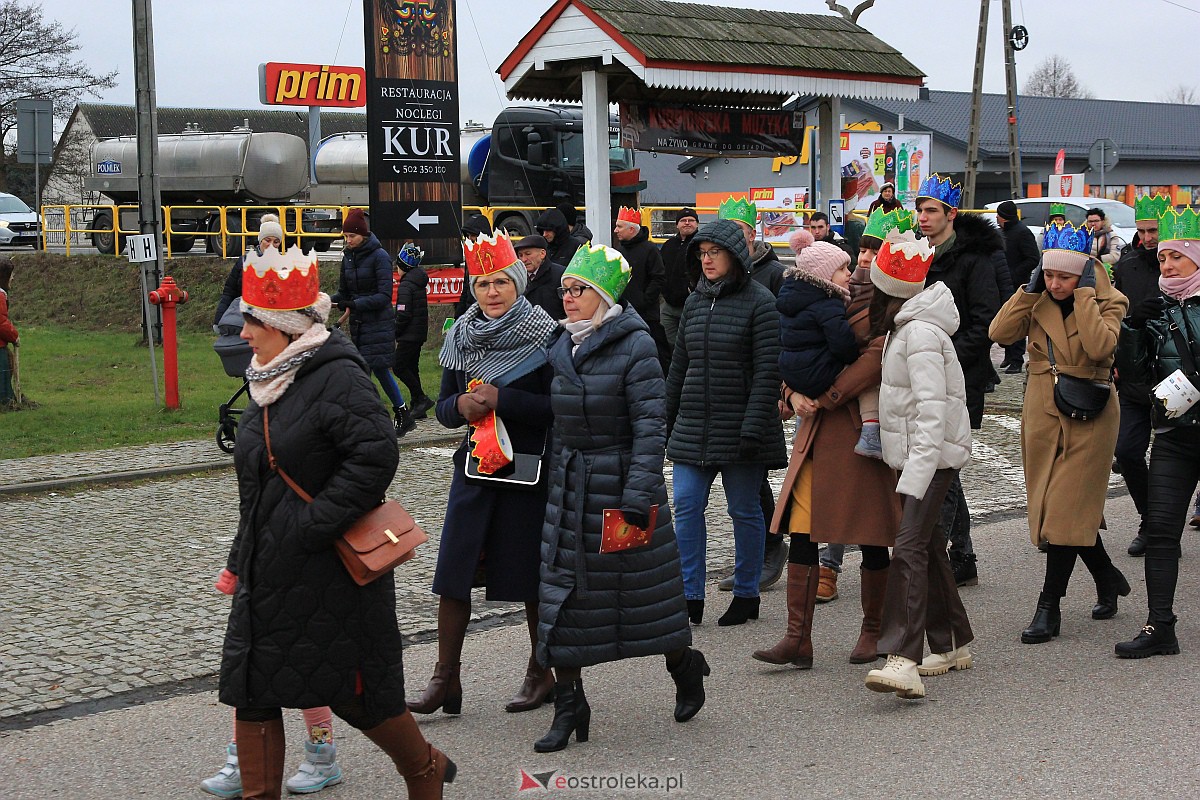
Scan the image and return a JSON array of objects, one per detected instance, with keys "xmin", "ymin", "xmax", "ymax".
[{"xmin": 213, "ymin": 300, "xmax": 252, "ymax": 453}]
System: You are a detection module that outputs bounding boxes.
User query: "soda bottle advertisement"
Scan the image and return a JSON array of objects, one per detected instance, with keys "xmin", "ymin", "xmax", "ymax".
[
  {"xmin": 748, "ymin": 185, "xmax": 811, "ymax": 245},
  {"xmin": 840, "ymin": 131, "xmax": 932, "ymax": 212}
]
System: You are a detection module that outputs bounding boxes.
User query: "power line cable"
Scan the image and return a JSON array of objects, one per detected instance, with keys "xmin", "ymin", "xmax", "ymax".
[
  {"xmin": 1158, "ymin": 0, "xmax": 1200, "ymax": 13},
  {"xmin": 332, "ymin": 0, "xmax": 354, "ymax": 63}
]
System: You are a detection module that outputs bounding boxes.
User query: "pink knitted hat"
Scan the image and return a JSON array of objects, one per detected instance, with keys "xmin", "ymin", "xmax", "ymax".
[{"xmin": 790, "ymin": 229, "xmax": 850, "ymax": 284}]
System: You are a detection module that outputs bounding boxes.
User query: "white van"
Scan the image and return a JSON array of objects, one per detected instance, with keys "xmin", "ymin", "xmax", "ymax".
[
  {"xmin": 0, "ymin": 192, "xmax": 40, "ymax": 246},
  {"xmin": 984, "ymin": 197, "xmax": 1135, "ymax": 253}
]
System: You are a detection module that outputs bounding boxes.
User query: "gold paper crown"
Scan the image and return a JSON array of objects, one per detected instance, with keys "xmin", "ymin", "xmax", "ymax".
[{"xmin": 242, "ymin": 245, "xmax": 320, "ymax": 311}]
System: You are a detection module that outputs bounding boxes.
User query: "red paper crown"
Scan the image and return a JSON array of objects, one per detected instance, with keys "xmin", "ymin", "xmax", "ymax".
[
  {"xmin": 617, "ymin": 206, "xmax": 641, "ymax": 226},
  {"xmin": 463, "ymin": 231, "xmax": 520, "ymax": 277},
  {"xmin": 875, "ymin": 236, "xmax": 935, "ymax": 283},
  {"xmin": 242, "ymin": 245, "xmax": 321, "ymax": 311}
]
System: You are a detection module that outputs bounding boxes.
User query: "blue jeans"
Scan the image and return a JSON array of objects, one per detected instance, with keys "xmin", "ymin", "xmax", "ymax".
[
  {"xmin": 820, "ymin": 543, "xmax": 845, "ymax": 572},
  {"xmin": 673, "ymin": 462, "xmax": 767, "ymax": 600},
  {"xmin": 371, "ymin": 365, "xmax": 406, "ymax": 408}
]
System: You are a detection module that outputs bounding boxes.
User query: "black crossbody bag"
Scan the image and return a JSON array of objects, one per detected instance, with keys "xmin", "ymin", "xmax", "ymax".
[{"xmin": 1046, "ymin": 339, "xmax": 1111, "ymax": 421}]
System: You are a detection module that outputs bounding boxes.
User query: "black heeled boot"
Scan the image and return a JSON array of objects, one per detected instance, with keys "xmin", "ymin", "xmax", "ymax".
[
  {"xmin": 1092, "ymin": 567, "xmax": 1131, "ymax": 620},
  {"xmin": 1115, "ymin": 617, "xmax": 1180, "ymax": 658},
  {"xmin": 686, "ymin": 599, "xmax": 704, "ymax": 626},
  {"xmin": 717, "ymin": 596, "xmax": 760, "ymax": 627},
  {"xmin": 667, "ymin": 648, "xmax": 710, "ymax": 723},
  {"xmin": 533, "ymin": 680, "xmax": 590, "ymax": 753},
  {"xmin": 1021, "ymin": 596, "xmax": 1061, "ymax": 644}
]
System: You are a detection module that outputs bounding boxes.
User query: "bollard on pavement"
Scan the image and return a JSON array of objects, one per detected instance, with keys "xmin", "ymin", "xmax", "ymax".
[{"xmin": 147, "ymin": 276, "xmax": 189, "ymax": 409}]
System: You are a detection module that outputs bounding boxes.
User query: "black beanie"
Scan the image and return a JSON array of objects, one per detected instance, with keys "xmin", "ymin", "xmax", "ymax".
[
  {"xmin": 996, "ymin": 201, "xmax": 1018, "ymax": 221},
  {"xmin": 676, "ymin": 207, "xmax": 698, "ymax": 223}
]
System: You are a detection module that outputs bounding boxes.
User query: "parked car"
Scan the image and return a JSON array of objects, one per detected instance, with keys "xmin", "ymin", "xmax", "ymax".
[
  {"xmin": 0, "ymin": 192, "xmax": 41, "ymax": 247},
  {"xmin": 984, "ymin": 196, "xmax": 1135, "ymax": 253}
]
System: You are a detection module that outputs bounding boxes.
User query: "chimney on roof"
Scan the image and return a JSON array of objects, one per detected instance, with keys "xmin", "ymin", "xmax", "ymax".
[{"xmin": 919, "ymin": 87, "xmax": 930, "ymax": 101}]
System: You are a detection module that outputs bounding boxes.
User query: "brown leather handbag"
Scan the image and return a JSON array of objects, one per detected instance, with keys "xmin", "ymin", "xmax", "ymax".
[{"xmin": 263, "ymin": 407, "xmax": 427, "ymax": 586}]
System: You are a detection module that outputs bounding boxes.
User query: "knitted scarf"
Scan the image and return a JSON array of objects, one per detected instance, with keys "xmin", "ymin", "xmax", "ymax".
[
  {"xmin": 245, "ymin": 324, "xmax": 330, "ymax": 406},
  {"xmin": 1160, "ymin": 270, "xmax": 1200, "ymax": 301},
  {"xmin": 439, "ymin": 295, "xmax": 558, "ymax": 384}
]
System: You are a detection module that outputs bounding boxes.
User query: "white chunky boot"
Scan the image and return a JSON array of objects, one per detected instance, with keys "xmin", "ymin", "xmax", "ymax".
[
  {"xmin": 864, "ymin": 653, "xmax": 926, "ymax": 698},
  {"xmin": 918, "ymin": 644, "xmax": 973, "ymax": 676}
]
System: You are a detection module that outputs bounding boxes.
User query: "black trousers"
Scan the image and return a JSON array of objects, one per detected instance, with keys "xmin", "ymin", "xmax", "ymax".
[
  {"xmin": 1042, "ymin": 537, "xmax": 1115, "ymax": 598},
  {"xmin": 1004, "ymin": 338, "xmax": 1026, "ymax": 365},
  {"xmin": 1114, "ymin": 394, "xmax": 1152, "ymax": 520},
  {"xmin": 941, "ymin": 473, "xmax": 973, "ymax": 557},
  {"xmin": 392, "ymin": 341, "xmax": 426, "ymax": 403},
  {"xmin": 1144, "ymin": 426, "xmax": 1200, "ymax": 624}
]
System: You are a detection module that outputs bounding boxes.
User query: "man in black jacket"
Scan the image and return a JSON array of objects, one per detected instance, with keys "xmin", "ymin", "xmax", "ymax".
[
  {"xmin": 1114, "ymin": 212, "xmax": 1164, "ymax": 556},
  {"xmin": 535, "ymin": 208, "xmax": 586, "ymax": 267},
  {"xmin": 659, "ymin": 207, "xmax": 699, "ymax": 349},
  {"xmin": 917, "ymin": 176, "xmax": 1002, "ymax": 587},
  {"xmin": 994, "ymin": 201, "xmax": 1041, "ymax": 372},
  {"xmin": 392, "ymin": 242, "xmax": 433, "ymax": 418},
  {"xmin": 515, "ymin": 234, "xmax": 565, "ymax": 319},
  {"xmin": 614, "ymin": 208, "xmax": 670, "ymax": 367},
  {"xmin": 808, "ymin": 212, "xmax": 854, "ymax": 259}
]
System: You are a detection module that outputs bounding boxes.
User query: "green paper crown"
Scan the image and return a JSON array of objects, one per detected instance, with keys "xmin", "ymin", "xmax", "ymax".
[
  {"xmin": 1048, "ymin": 203, "xmax": 1066, "ymax": 217},
  {"xmin": 862, "ymin": 208, "xmax": 915, "ymax": 243},
  {"xmin": 1136, "ymin": 193, "xmax": 1172, "ymax": 222},
  {"xmin": 718, "ymin": 196, "xmax": 758, "ymax": 228},
  {"xmin": 1159, "ymin": 207, "xmax": 1200, "ymax": 243},
  {"xmin": 563, "ymin": 243, "xmax": 632, "ymax": 305}
]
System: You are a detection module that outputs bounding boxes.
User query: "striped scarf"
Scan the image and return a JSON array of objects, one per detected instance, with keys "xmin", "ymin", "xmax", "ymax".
[{"xmin": 439, "ymin": 296, "xmax": 558, "ymax": 384}]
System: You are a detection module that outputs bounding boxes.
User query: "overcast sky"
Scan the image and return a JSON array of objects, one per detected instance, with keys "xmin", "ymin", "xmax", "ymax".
[{"xmin": 56, "ymin": 0, "xmax": 1200, "ymax": 129}]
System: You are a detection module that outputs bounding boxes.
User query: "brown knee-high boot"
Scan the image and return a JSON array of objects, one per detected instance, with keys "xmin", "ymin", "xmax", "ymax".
[
  {"xmin": 849, "ymin": 566, "xmax": 889, "ymax": 663},
  {"xmin": 752, "ymin": 564, "xmax": 819, "ymax": 668},
  {"xmin": 234, "ymin": 717, "xmax": 286, "ymax": 800},
  {"xmin": 362, "ymin": 710, "xmax": 457, "ymax": 800}
]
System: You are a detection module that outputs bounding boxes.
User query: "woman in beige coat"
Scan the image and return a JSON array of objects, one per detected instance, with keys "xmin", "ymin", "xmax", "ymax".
[{"xmin": 990, "ymin": 225, "xmax": 1130, "ymax": 645}]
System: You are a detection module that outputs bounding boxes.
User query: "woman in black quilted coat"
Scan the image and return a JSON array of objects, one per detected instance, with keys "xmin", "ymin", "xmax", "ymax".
[
  {"xmin": 535, "ymin": 243, "xmax": 708, "ymax": 754},
  {"xmin": 330, "ymin": 208, "xmax": 414, "ymax": 436},
  {"xmin": 667, "ymin": 218, "xmax": 788, "ymax": 627},
  {"xmin": 217, "ymin": 252, "xmax": 454, "ymax": 800}
]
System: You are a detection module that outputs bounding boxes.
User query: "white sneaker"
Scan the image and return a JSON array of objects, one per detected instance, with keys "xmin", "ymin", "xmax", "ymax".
[
  {"xmin": 918, "ymin": 645, "xmax": 973, "ymax": 676},
  {"xmin": 285, "ymin": 740, "xmax": 344, "ymax": 794},
  {"xmin": 200, "ymin": 743, "xmax": 241, "ymax": 798},
  {"xmin": 865, "ymin": 654, "xmax": 926, "ymax": 698}
]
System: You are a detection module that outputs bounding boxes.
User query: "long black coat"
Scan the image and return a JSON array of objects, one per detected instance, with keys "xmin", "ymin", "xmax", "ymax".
[
  {"xmin": 219, "ymin": 332, "xmax": 404, "ymax": 716},
  {"xmin": 1001, "ymin": 218, "xmax": 1040, "ymax": 289},
  {"xmin": 525, "ymin": 260, "xmax": 567, "ymax": 319},
  {"xmin": 665, "ymin": 266, "xmax": 787, "ymax": 468},
  {"xmin": 925, "ymin": 211, "xmax": 1002, "ymax": 428},
  {"xmin": 538, "ymin": 308, "xmax": 691, "ymax": 669},
  {"xmin": 432, "ymin": 363, "xmax": 554, "ymax": 602},
  {"xmin": 332, "ymin": 234, "xmax": 396, "ymax": 369},
  {"xmin": 614, "ymin": 226, "xmax": 666, "ymax": 322},
  {"xmin": 394, "ymin": 266, "xmax": 429, "ymax": 345},
  {"xmin": 1114, "ymin": 244, "xmax": 1164, "ymax": 404},
  {"xmin": 659, "ymin": 231, "xmax": 696, "ymax": 307}
]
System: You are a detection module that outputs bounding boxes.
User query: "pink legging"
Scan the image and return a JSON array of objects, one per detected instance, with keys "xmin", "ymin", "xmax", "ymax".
[{"xmin": 231, "ymin": 707, "xmax": 333, "ymax": 743}]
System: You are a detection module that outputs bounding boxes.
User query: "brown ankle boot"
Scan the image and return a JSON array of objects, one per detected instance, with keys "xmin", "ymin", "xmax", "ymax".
[
  {"xmin": 234, "ymin": 717, "xmax": 286, "ymax": 800},
  {"xmin": 752, "ymin": 563, "xmax": 819, "ymax": 668},
  {"xmin": 362, "ymin": 711, "xmax": 457, "ymax": 800},
  {"xmin": 505, "ymin": 656, "xmax": 556, "ymax": 713},
  {"xmin": 406, "ymin": 661, "xmax": 462, "ymax": 714},
  {"xmin": 849, "ymin": 566, "xmax": 889, "ymax": 663}
]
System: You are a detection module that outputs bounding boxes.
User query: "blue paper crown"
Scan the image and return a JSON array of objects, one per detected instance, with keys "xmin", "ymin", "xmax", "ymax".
[
  {"xmin": 1041, "ymin": 222, "xmax": 1094, "ymax": 254},
  {"xmin": 397, "ymin": 242, "xmax": 424, "ymax": 268},
  {"xmin": 915, "ymin": 174, "xmax": 963, "ymax": 209}
]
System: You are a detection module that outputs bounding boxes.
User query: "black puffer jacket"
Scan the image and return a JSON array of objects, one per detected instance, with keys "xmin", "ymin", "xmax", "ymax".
[
  {"xmin": 666, "ymin": 221, "xmax": 787, "ymax": 468},
  {"xmin": 925, "ymin": 211, "xmax": 1002, "ymax": 427},
  {"xmin": 1114, "ymin": 245, "xmax": 1164, "ymax": 404},
  {"xmin": 219, "ymin": 331, "xmax": 404, "ymax": 716},
  {"xmin": 538, "ymin": 307, "xmax": 691, "ymax": 669},
  {"xmin": 750, "ymin": 241, "xmax": 785, "ymax": 296},
  {"xmin": 394, "ymin": 265, "xmax": 428, "ymax": 345},
  {"xmin": 614, "ymin": 226, "xmax": 665, "ymax": 322},
  {"xmin": 659, "ymin": 231, "xmax": 696, "ymax": 307},
  {"xmin": 535, "ymin": 209, "xmax": 586, "ymax": 267},
  {"xmin": 332, "ymin": 234, "xmax": 396, "ymax": 369},
  {"xmin": 776, "ymin": 271, "xmax": 859, "ymax": 397}
]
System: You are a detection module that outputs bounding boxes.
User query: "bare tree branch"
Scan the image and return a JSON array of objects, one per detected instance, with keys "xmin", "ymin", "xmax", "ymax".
[
  {"xmin": 1023, "ymin": 54, "xmax": 1093, "ymax": 99},
  {"xmin": 825, "ymin": 0, "xmax": 877, "ymax": 23},
  {"xmin": 1159, "ymin": 84, "xmax": 1198, "ymax": 104}
]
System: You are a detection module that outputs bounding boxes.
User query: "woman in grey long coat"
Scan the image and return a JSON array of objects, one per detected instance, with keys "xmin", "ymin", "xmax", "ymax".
[{"xmin": 536, "ymin": 243, "xmax": 707, "ymax": 753}]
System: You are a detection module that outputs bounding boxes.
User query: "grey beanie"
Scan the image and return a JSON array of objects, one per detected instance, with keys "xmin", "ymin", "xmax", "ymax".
[{"xmin": 688, "ymin": 219, "xmax": 752, "ymax": 272}]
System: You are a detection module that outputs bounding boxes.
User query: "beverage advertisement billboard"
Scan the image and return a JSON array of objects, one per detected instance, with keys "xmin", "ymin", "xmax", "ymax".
[{"xmin": 839, "ymin": 131, "xmax": 932, "ymax": 211}]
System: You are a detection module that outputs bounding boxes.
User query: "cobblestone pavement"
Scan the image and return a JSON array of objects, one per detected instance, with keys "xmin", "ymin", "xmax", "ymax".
[{"xmin": 1, "ymin": 353, "xmax": 1076, "ymax": 722}]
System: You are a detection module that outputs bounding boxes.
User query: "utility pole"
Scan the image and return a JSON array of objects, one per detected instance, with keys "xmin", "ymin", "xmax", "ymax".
[
  {"xmin": 963, "ymin": 0, "xmax": 989, "ymax": 208},
  {"xmin": 1001, "ymin": 0, "xmax": 1023, "ymax": 199},
  {"xmin": 133, "ymin": 0, "xmax": 162, "ymax": 401}
]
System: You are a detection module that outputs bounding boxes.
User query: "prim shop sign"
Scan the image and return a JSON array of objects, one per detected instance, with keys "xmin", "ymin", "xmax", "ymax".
[{"xmin": 258, "ymin": 62, "xmax": 366, "ymax": 108}]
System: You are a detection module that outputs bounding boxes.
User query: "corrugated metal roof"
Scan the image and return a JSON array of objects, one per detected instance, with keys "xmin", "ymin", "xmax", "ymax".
[
  {"xmin": 587, "ymin": 0, "xmax": 923, "ymax": 79},
  {"xmin": 77, "ymin": 103, "xmax": 366, "ymax": 140},
  {"xmin": 857, "ymin": 91, "xmax": 1200, "ymax": 161}
]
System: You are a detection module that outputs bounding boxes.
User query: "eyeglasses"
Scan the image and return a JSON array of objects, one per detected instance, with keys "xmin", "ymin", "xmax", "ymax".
[
  {"xmin": 556, "ymin": 284, "xmax": 593, "ymax": 298},
  {"xmin": 474, "ymin": 277, "xmax": 515, "ymax": 293},
  {"xmin": 697, "ymin": 247, "xmax": 725, "ymax": 260}
]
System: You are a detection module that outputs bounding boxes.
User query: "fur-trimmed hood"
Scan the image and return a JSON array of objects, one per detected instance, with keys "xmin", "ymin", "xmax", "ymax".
[{"xmin": 781, "ymin": 264, "xmax": 850, "ymax": 302}]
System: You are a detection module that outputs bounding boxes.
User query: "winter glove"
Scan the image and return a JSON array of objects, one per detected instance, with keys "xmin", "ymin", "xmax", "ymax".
[
  {"xmin": 622, "ymin": 509, "xmax": 650, "ymax": 530},
  {"xmin": 337, "ymin": 300, "xmax": 352, "ymax": 311},
  {"xmin": 1128, "ymin": 296, "xmax": 1166, "ymax": 329},
  {"xmin": 214, "ymin": 568, "xmax": 238, "ymax": 595},
  {"xmin": 737, "ymin": 436, "xmax": 758, "ymax": 460},
  {"xmin": 1024, "ymin": 264, "xmax": 1046, "ymax": 294},
  {"xmin": 1077, "ymin": 261, "xmax": 1097, "ymax": 290}
]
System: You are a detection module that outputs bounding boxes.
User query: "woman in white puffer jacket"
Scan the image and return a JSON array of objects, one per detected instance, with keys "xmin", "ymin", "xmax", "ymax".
[{"xmin": 861, "ymin": 232, "xmax": 975, "ymax": 701}]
